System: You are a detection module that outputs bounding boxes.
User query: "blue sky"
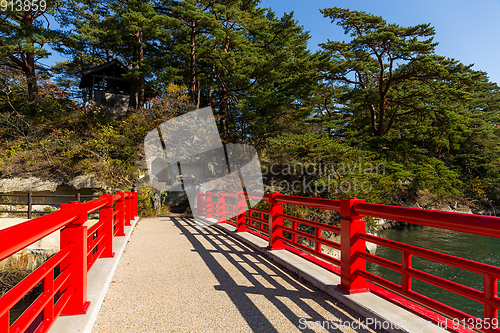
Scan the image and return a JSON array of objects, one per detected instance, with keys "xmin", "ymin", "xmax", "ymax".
[{"xmin": 260, "ymin": 0, "xmax": 500, "ymax": 84}]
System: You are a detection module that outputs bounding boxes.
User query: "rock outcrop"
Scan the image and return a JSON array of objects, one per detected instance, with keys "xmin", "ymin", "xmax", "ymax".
[
  {"xmin": 371, "ymin": 190, "xmax": 499, "ymax": 232},
  {"xmin": 0, "ymin": 177, "xmax": 62, "ymax": 193},
  {"xmin": 65, "ymin": 174, "xmax": 109, "ymax": 191},
  {"xmin": 0, "ymin": 174, "xmax": 109, "ymax": 193}
]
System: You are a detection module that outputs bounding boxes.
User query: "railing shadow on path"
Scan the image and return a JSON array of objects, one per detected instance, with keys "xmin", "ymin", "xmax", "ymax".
[{"xmin": 170, "ymin": 216, "xmax": 385, "ymax": 333}]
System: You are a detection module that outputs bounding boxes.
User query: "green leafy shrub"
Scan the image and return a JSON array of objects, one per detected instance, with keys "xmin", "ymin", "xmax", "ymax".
[{"xmin": 137, "ymin": 186, "xmax": 158, "ymax": 217}]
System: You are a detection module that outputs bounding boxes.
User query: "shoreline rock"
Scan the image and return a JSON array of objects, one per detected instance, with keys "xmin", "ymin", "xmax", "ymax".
[
  {"xmin": 0, "ymin": 174, "xmax": 110, "ymax": 193},
  {"xmin": 0, "ymin": 177, "xmax": 62, "ymax": 193}
]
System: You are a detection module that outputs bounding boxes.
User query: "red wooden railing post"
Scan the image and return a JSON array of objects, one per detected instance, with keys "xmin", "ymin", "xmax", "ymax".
[
  {"xmin": 114, "ymin": 193, "xmax": 126, "ymax": 236},
  {"xmin": 218, "ymin": 191, "xmax": 225, "ymax": 223},
  {"xmin": 205, "ymin": 192, "xmax": 213, "ymax": 219},
  {"xmin": 127, "ymin": 192, "xmax": 134, "ymax": 222},
  {"xmin": 484, "ymin": 274, "xmax": 498, "ymax": 320},
  {"xmin": 1, "ymin": 310, "xmax": 8, "ymax": 332},
  {"xmin": 99, "ymin": 194, "xmax": 115, "ymax": 258},
  {"xmin": 196, "ymin": 191, "xmax": 204, "ymax": 217},
  {"xmin": 129, "ymin": 192, "xmax": 134, "ymax": 221},
  {"xmin": 402, "ymin": 250, "xmax": 412, "ymax": 292},
  {"xmin": 236, "ymin": 191, "xmax": 247, "ymax": 232},
  {"xmin": 338, "ymin": 197, "xmax": 369, "ymax": 294},
  {"xmin": 124, "ymin": 193, "xmax": 131, "ymax": 226},
  {"xmin": 42, "ymin": 269, "xmax": 55, "ymax": 323},
  {"xmin": 123, "ymin": 192, "xmax": 129, "ymax": 226},
  {"xmin": 132, "ymin": 192, "xmax": 139, "ymax": 218},
  {"xmin": 59, "ymin": 201, "xmax": 90, "ymax": 315},
  {"xmin": 268, "ymin": 192, "xmax": 284, "ymax": 250}
]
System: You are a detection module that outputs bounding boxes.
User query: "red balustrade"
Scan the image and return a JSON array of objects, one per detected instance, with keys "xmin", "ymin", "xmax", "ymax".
[
  {"xmin": 197, "ymin": 191, "xmax": 500, "ymax": 333},
  {"xmin": 0, "ymin": 191, "xmax": 138, "ymax": 333}
]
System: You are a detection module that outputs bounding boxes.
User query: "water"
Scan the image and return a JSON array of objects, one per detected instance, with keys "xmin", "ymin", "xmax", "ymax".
[{"xmin": 366, "ymin": 224, "xmax": 500, "ymax": 320}]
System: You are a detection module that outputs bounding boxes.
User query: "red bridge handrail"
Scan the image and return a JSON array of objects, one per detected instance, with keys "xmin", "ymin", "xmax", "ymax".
[
  {"xmin": 80, "ymin": 197, "xmax": 109, "ymax": 215},
  {"xmin": 0, "ymin": 191, "xmax": 139, "ymax": 333},
  {"xmin": 353, "ymin": 202, "xmax": 500, "ymax": 238},
  {"xmin": 197, "ymin": 191, "xmax": 500, "ymax": 333},
  {"xmin": 0, "ymin": 209, "xmax": 79, "ymax": 261},
  {"xmin": 276, "ymin": 194, "xmax": 341, "ymax": 211},
  {"xmin": 246, "ymin": 192, "xmax": 269, "ymax": 201}
]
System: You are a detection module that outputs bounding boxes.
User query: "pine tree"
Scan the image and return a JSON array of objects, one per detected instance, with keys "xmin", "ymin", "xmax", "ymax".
[
  {"xmin": 317, "ymin": 7, "xmax": 465, "ymax": 138},
  {"xmin": 0, "ymin": 0, "xmax": 61, "ymax": 115},
  {"xmin": 156, "ymin": 2, "xmax": 316, "ymax": 143}
]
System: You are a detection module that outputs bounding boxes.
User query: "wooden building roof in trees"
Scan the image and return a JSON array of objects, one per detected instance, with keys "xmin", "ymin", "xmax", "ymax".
[{"xmin": 79, "ymin": 58, "xmax": 132, "ymax": 94}]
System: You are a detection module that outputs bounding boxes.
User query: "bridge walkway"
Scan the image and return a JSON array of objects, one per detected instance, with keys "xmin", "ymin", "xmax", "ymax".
[{"xmin": 91, "ymin": 216, "xmax": 383, "ymax": 333}]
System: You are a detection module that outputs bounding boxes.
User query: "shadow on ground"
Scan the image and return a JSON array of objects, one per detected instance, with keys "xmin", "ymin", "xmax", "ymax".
[{"xmin": 171, "ymin": 216, "xmax": 385, "ymax": 333}]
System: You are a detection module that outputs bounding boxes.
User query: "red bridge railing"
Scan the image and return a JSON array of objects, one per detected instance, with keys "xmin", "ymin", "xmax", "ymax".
[
  {"xmin": 197, "ymin": 191, "xmax": 500, "ymax": 333},
  {"xmin": 0, "ymin": 191, "xmax": 138, "ymax": 333}
]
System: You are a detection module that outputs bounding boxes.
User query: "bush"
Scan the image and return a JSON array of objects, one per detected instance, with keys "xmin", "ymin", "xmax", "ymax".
[
  {"xmin": 137, "ymin": 186, "xmax": 158, "ymax": 217},
  {"xmin": 0, "ymin": 87, "xmax": 195, "ymax": 189}
]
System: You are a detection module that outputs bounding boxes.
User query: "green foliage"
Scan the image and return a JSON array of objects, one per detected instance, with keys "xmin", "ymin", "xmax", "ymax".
[
  {"xmin": 1, "ymin": 2, "xmax": 500, "ymax": 210},
  {"xmin": 316, "ymin": 7, "xmax": 469, "ymax": 138},
  {"xmin": 0, "ymin": 0, "xmax": 69, "ymax": 115},
  {"xmin": 160, "ymin": 204, "xmax": 170, "ymax": 216},
  {"xmin": 137, "ymin": 186, "xmax": 158, "ymax": 217},
  {"xmin": 308, "ymin": 6, "xmax": 500, "ymax": 207},
  {"xmin": 265, "ymin": 132, "xmax": 465, "ymax": 204},
  {"xmin": 0, "ymin": 86, "xmax": 194, "ymax": 185},
  {"xmin": 43, "ymin": 206, "xmax": 54, "ymax": 212},
  {"xmin": 364, "ymin": 216, "xmax": 377, "ymax": 228},
  {"xmin": 265, "ymin": 132, "xmax": 392, "ymax": 202}
]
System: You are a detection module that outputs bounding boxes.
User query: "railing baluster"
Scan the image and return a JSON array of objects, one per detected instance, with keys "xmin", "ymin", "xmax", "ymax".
[
  {"xmin": 217, "ymin": 191, "xmax": 224, "ymax": 223},
  {"xmin": 315, "ymin": 226, "xmax": 321, "ymax": 255},
  {"xmin": 124, "ymin": 193, "xmax": 131, "ymax": 226},
  {"xmin": 114, "ymin": 193, "xmax": 126, "ymax": 236},
  {"xmin": 339, "ymin": 197, "xmax": 369, "ymax": 294},
  {"xmin": 236, "ymin": 191, "xmax": 247, "ymax": 232},
  {"xmin": 483, "ymin": 274, "xmax": 498, "ymax": 320},
  {"xmin": 292, "ymin": 220, "xmax": 297, "ymax": 245},
  {"xmin": 59, "ymin": 201, "xmax": 90, "ymax": 315},
  {"xmin": 205, "ymin": 192, "xmax": 213, "ymax": 219},
  {"xmin": 132, "ymin": 192, "xmax": 139, "ymax": 218},
  {"xmin": 268, "ymin": 192, "xmax": 284, "ymax": 250},
  {"xmin": 130, "ymin": 192, "xmax": 134, "ymax": 223},
  {"xmin": 402, "ymin": 250, "xmax": 412, "ymax": 292},
  {"xmin": 43, "ymin": 269, "xmax": 55, "ymax": 325},
  {"xmin": 196, "ymin": 191, "xmax": 204, "ymax": 217},
  {"xmin": 99, "ymin": 194, "xmax": 115, "ymax": 258}
]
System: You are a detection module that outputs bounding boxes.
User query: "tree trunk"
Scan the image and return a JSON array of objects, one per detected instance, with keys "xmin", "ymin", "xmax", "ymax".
[
  {"xmin": 196, "ymin": 81, "xmax": 200, "ymax": 108},
  {"xmin": 376, "ymin": 100, "xmax": 386, "ymax": 136},
  {"xmin": 26, "ymin": 52, "xmax": 38, "ymax": 116},
  {"xmin": 130, "ymin": 31, "xmax": 145, "ymax": 109},
  {"xmin": 217, "ymin": 33, "xmax": 231, "ymax": 140},
  {"xmin": 189, "ymin": 21, "xmax": 197, "ymax": 104}
]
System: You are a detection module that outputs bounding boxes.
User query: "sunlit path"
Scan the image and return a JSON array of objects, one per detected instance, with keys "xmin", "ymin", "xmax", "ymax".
[{"xmin": 92, "ymin": 217, "xmax": 384, "ymax": 333}]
